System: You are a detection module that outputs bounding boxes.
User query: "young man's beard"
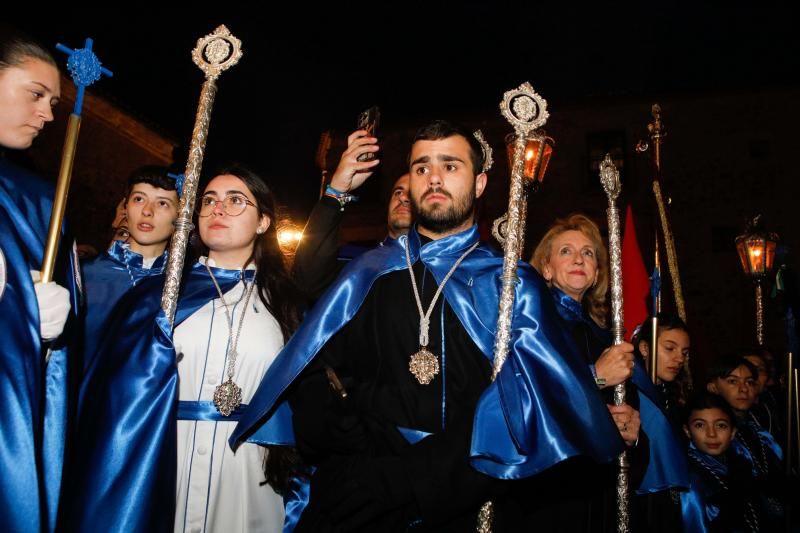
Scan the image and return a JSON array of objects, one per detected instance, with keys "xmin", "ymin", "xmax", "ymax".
[{"xmin": 411, "ymin": 186, "xmax": 475, "ymax": 234}]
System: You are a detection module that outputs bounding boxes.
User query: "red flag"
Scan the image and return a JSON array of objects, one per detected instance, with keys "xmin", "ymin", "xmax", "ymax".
[{"xmin": 622, "ymin": 205, "xmax": 649, "ymax": 341}]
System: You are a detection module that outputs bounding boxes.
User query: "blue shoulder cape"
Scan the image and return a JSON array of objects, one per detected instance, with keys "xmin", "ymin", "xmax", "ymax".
[
  {"xmin": 81, "ymin": 240, "xmax": 166, "ymax": 369},
  {"xmin": 681, "ymin": 444, "xmax": 729, "ymax": 533},
  {"xmin": 63, "ymin": 263, "xmax": 255, "ymax": 531},
  {"xmin": 232, "ymin": 225, "xmax": 625, "ymax": 479},
  {"xmin": 0, "ymin": 158, "xmax": 80, "ymax": 533},
  {"xmin": 550, "ymin": 288, "xmax": 689, "ymax": 493}
]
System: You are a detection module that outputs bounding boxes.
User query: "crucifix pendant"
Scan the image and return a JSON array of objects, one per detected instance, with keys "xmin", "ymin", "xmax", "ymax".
[
  {"xmin": 213, "ymin": 378, "xmax": 243, "ymax": 416},
  {"xmin": 409, "ymin": 346, "xmax": 439, "ymax": 385}
]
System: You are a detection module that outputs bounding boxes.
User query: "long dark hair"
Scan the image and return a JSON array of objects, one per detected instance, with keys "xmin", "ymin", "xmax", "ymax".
[
  {"xmin": 198, "ymin": 165, "xmax": 299, "ymax": 342},
  {"xmin": 632, "ymin": 313, "xmax": 692, "ymax": 405},
  {"xmin": 197, "ymin": 165, "xmax": 302, "ymax": 491}
]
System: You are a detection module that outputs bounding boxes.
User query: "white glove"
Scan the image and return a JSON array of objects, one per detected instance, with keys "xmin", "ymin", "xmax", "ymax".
[{"xmin": 30, "ymin": 270, "xmax": 71, "ymax": 342}]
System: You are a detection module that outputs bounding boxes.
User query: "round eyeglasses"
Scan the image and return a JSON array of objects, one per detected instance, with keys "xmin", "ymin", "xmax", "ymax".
[{"xmin": 198, "ymin": 194, "xmax": 256, "ymax": 217}]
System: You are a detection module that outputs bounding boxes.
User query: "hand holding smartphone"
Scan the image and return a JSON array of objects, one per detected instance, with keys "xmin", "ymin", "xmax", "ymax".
[{"xmin": 356, "ymin": 106, "xmax": 380, "ymax": 162}]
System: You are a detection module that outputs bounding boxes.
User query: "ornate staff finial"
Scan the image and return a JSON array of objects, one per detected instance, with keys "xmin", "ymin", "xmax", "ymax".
[
  {"xmin": 191, "ymin": 25, "xmax": 243, "ymax": 80},
  {"xmin": 55, "ymin": 38, "xmax": 113, "ymax": 117},
  {"xmin": 473, "ymin": 129, "xmax": 493, "ymax": 173},
  {"xmin": 161, "ymin": 25, "xmax": 243, "ymax": 326},
  {"xmin": 499, "ymin": 82, "xmax": 549, "ymax": 137},
  {"xmin": 599, "ymin": 154, "xmax": 621, "ymax": 202}
]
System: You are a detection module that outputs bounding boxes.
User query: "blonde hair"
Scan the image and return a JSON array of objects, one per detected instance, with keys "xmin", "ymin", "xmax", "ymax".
[{"xmin": 530, "ymin": 213, "xmax": 609, "ymax": 326}]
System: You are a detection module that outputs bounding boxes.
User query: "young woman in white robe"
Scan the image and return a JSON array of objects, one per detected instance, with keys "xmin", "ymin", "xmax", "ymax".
[{"xmin": 174, "ymin": 166, "xmax": 300, "ymax": 533}]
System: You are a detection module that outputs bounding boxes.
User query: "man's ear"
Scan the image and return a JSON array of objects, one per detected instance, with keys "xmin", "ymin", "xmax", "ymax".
[
  {"xmin": 707, "ymin": 382, "xmax": 719, "ymax": 394},
  {"xmin": 474, "ymin": 172, "xmax": 487, "ymax": 199}
]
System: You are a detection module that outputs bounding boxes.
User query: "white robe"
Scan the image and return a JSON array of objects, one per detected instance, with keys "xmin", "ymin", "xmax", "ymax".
[{"xmin": 174, "ymin": 267, "xmax": 285, "ymax": 533}]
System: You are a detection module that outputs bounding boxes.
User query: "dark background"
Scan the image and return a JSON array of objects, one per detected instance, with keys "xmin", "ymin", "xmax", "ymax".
[
  {"xmin": 9, "ymin": 5, "xmax": 796, "ymax": 210},
  {"xmin": 7, "ymin": 4, "xmax": 800, "ymax": 378}
]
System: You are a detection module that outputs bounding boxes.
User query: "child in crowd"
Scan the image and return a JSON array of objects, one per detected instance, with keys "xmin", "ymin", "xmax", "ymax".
[
  {"xmin": 681, "ymin": 391, "xmax": 763, "ymax": 532},
  {"xmin": 706, "ymin": 354, "xmax": 786, "ymax": 529}
]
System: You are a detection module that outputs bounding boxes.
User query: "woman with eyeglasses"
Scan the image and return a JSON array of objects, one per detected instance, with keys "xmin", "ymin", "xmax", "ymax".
[
  {"xmin": 68, "ymin": 166, "xmax": 301, "ymax": 532},
  {"xmin": 171, "ymin": 166, "xmax": 301, "ymax": 533}
]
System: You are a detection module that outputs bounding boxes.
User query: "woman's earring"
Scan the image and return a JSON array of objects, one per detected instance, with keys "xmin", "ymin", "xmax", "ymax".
[{"xmin": 256, "ymin": 227, "xmax": 265, "ymax": 234}]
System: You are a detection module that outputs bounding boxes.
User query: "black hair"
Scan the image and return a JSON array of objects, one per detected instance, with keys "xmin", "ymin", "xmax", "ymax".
[
  {"xmin": 409, "ymin": 119, "xmax": 484, "ymax": 175},
  {"xmin": 707, "ymin": 354, "xmax": 759, "ymax": 382},
  {"xmin": 632, "ymin": 313, "xmax": 689, "ymax": 348},
  {"xmin": 124, "ymin": 166, "xmax": 176, "ymax": 197},
  {"xmin": 737, "ymin": 346, "xmax": 775, "ymax": 380},
  {"xmin": 632, "ymin": 312, "xmax": 692, "ymax": 403},
  {"xmin": 202, "ymin": 164, "xmax": 299, "ymax": 342},
  {"xmin": 683, "ymin": 390, "xmax": 737, "ymax": 426}
]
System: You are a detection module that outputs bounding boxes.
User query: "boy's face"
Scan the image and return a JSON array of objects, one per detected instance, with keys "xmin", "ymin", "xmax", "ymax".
[
  {"xmin": 707, "ymin": 365, "xmax": 757, "ymax": 414},
  {"xmin": 125, "ymin": 183, "xmax": 178, "ymax": 248},
  {"xmin": 684, "ymin": 407, "xmax": 736, "ymax": 456}
]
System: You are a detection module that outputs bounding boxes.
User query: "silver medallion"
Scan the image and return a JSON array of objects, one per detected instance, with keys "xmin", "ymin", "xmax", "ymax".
[
  {"xmin": 213, "ymin": 378, "xmax": 242, "ymax": 416},
  {"xmin": 409, "ymin": 347, "xmax": 440, "ymax": 385}
]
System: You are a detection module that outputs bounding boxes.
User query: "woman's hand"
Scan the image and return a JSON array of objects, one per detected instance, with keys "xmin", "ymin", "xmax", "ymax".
[
  {"xmin": 608, "ymin": 404, "xmax": 640, "ymax": 447},
  {"xmin": 595, "ymin": 342, "xmax": 634, "ymax": 388}
]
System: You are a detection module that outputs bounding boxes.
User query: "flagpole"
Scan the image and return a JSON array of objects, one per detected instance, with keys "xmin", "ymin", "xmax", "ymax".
[
  {"xmin": 650, "ymin": 236, "xmax": 661, "ymax": 383},
  {"xmin": 161, "ymin": 26, "xmax": 242, "ymax": 325},
  {"xmin": 637, "ymin": 104, "xmax": 691, "ymax": 388},
  {"xmin": 788, "ymin": 352, "xmax": 794, "ymax": 475}
]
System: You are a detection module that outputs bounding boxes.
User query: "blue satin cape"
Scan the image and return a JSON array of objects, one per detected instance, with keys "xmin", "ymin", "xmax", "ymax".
[
  {"xmin": 551, "ymin": 288, "xmax": 689, "ymax": 493},
  {"xmin": 732, "ymin": 418, "xmax": 784, "ymax": 474},
  {"xmin": 64, "ymin": 263, "xmax": 271, "ymax": 531},
  {"xmin": 680, "ymin": 444, "xmax": 728, "ymax": 533},
  {"xmin": 232, "ymin": 225, "xmax": 625, "ymax": 481},
  {"xmin": 0, "ymin": 159, "xmax": 80, "ymax": 532},
  {"xmin": 81, "ymin": 240, "xmax": 166, "ymax": 369}
]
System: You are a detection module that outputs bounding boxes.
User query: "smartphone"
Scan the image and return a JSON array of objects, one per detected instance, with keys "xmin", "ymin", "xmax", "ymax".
[{"xmin": 356, "ymin": 106, "xmax": 380, "ymax": 162}]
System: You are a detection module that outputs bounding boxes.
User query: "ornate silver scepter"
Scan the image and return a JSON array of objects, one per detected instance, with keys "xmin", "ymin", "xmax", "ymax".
[
  {"xmin": 161, "ymin": 26, "xmax": 242, "ymax": 325},
  {"xmin": 599, "ymin": 154, "xmax": 630, "ymax": 532},
  {"xmin": 491, "ymin": 82, "xmax": 551, "ymax": 380},
  {"xmin": 477, "ymin": 82, "xmax": 552, "ymax": 532}
]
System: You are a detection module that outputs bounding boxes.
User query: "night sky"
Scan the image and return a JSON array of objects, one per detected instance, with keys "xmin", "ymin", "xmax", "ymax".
[
  {"xmin": 8, "ymin": 5, "xmax": 798, "ymax": 213},
  {"xmin": 7, "ymin": 5, "xmax": 800, "ymax": 366}
]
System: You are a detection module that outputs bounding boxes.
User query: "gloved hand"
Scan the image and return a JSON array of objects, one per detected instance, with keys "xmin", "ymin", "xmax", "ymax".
[{"xmin": 30, "ymin": 270, "xmax": 71, "ymax": 341}]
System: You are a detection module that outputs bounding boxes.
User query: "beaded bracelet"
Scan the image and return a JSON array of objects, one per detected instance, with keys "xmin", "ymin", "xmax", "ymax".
[{"xmin": 324, "ymin": 184, "xmax": 358, "ymax": 211}]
